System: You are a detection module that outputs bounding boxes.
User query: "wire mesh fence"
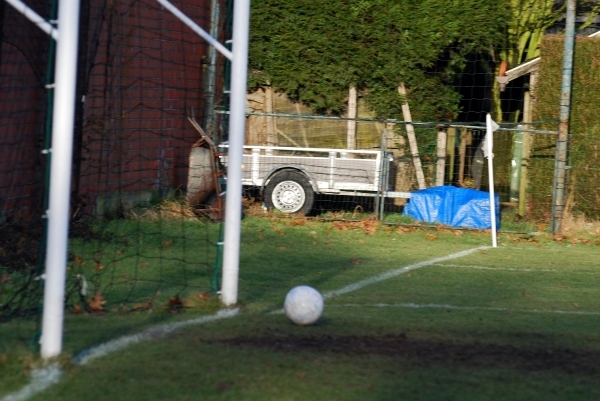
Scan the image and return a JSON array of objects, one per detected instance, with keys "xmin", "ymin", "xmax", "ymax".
[
  {"xmin": 238, "ymin": 111, "xmax": 562, "ymax": 223},
  {"xmin": 1, "ymin": 0, "xmax": 600, "ymax": 358},
  {"xmin": 0, "ymin": 0, "xmax": 228, "ymax": 345}
]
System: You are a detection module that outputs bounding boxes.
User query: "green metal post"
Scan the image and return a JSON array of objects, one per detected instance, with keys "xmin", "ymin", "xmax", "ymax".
[{"xmin": 551, "ymin": 0, "xmax": 576, "ymax": 234}]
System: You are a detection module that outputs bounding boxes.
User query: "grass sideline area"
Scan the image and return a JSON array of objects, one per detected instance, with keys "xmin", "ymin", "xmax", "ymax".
[{"xmin": 1, "ymin": 214, "xmax": 600, "ymax": 400}]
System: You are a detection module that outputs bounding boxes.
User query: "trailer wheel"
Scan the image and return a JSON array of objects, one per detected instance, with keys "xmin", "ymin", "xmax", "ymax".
[{"xmin": 264, "ymin": 170, "xmax": 314, "ymax": 214}]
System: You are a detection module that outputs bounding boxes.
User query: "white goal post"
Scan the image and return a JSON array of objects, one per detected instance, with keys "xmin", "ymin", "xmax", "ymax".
[
  {"xmin": 157, "ymin": 0, "xmax": 249, "ymax": 306},
  {"xmin": 5, "ymin": 0, "xmax": 248, "ymax": 358}
]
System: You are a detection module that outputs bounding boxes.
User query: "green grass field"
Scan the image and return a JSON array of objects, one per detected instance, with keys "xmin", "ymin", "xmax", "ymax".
[{"xmin": 2, "ymin": 214, "xmax": 600, "ymax": 400}]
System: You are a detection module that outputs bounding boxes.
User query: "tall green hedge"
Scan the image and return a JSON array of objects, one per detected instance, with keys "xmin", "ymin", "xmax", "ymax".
[
  {"xmin": 532, "ymin": 35, "xmax": 600, "ymax": 220},
  {"xmin": 249, "ymin": 0, "xmax": 506, "ymax": 120}
]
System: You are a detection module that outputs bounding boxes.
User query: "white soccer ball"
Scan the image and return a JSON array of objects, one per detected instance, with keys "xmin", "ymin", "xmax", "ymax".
[{"xmin": 283, "ymin": 285, "xmax": 324, "ymax": 325}]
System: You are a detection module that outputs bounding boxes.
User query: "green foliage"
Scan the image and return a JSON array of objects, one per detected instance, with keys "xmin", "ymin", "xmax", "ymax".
[
  {"xmin": 501, "ymin": 0, "xmax": 563, "ymax": 67},
  {"xmin": 249, "ymin": 0, "xmax": 507, "ymax": 120},
  {"xmin": 532, "ymin": 35, "xmax": 600, "ymax": 219}
]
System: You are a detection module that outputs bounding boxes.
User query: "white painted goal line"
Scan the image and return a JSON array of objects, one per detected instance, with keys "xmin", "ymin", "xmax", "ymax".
[
  {"xmin": 269, "ymin": 245, "xmax": 492, "ymax": 315},
  {"xmin": 321, "ymin": 246, "xmax": 492, "ymax": 299},
  {"xmin": 0, "ymin": 308, "xmax": 239, "ymax": 401},
  {"xmin": 71, "ymin": 308, "xmax": 240, "ymax": 365},
  {"xmin": 433, "ymin": 264, "xmax": 600, "ymax": 274},
  {"xmin": 1, "ymin": 365, "xmax": 62, "ymax": 401},
  {"xmin": 327, "ymin": 302, "xmax": 600, "ymax": 316}
]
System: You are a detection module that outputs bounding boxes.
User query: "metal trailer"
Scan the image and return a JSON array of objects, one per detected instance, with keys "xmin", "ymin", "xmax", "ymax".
[{"xmin": 219, "ymin": 145, "xmax": 411, "ymax": 215}]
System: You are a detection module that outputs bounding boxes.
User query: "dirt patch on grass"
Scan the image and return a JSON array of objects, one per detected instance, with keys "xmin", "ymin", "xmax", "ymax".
[{"xmin": 217, "ymin": 334, "xmax": 599, "ymax": 374}]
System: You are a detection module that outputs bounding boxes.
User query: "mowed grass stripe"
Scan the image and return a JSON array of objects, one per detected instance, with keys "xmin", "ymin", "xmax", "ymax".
[{"xmin": 327, "ymin": 302, "xmax": 600, "ymax": 316}]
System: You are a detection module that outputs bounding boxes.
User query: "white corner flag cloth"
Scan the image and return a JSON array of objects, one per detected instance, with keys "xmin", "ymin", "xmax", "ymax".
[{"xmin": 482, "ymin": 114, "xmax": 499, "ymax": 158}]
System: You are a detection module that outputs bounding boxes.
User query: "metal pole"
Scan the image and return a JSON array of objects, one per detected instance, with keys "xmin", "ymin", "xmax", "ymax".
[
  {"xmin": 4, "ymin": 0, "xmax": 59, "ymax": 39},
  {"xmin": 551, "ymin": 0, "xmax": 576, "ymax": 234},
  {"xmin": 40, "ymin": 0, "xmax": 80, "ymax": 359},
  {"xmin": 220, "ymin": 0, "xmax": 249, "ymax": 306},
  {"xmin": 203, "ymin": 0, "xmax": 220, "ymax": 137},
  {"xmin": 485, "ymin": 114, "xmax": 498, "ymax": 248},
  {"xmin": 156, "ymin": 0, "xmax": 233, "ymax": 61}
]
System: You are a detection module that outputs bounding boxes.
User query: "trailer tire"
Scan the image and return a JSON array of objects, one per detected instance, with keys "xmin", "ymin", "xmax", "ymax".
[{"xmin": 264, "ymin": 170, "xmax": 315, "ymax": 215}]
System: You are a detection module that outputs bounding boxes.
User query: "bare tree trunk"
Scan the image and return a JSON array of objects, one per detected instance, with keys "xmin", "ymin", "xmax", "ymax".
[
  {"xmin": 398, "ymin": 83, "xmax": 426, "ymax": 189},
  {"xmin": 347, "ymin": 85, "xmax": 357, "ymax": 150},
  {"xmin": 265, "ymin": 85, "xmax": 276, "ymax": 146},
  {"xmin": 458, "ymin": 127, "xmax": 467, "ymax": 185},
  {"xmin": 436, "ymin": 128, "xmax": 447, "ymax": 186},
  {"xmin": 295, "ymin": 102, "xmax": 310, "ymax": 147}
]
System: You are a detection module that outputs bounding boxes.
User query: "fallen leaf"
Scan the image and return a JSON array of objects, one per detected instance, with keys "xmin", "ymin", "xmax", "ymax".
[
  {"xmin": 350, "ymin": 258, "xmax": 361, "ymax": 265},
  {"xmin": 453, "ymin": 230, "xmax": 463, "ymax": 237},
  {"xmin": 425, "ymin": 234, "xmax": 438, "ymax": 241},
  {"xmin": 132, "ymin": 301, "xmax": 153, "ymax": 311},
  {"xmin": 573, "ymin": 303, "xmax": 579, "ymax": 308},
  {"xmin": 168, "ymin": 296, "xmax": 184, "ymax": 313},
  {"xmin": 558, "ymin": 283, "xmax": 571, "ymax": 289},
  {"xmin": 74, "ymin": 256, "xmax": 84, "ymax": 266},
  {"xmin": 198, "ymin": 292, "xmax": 211, "ymax": 300},
  {"xmin": 522, "ymin": 290, "xmax": 532, "ymax": 297},
  {"xmin": 88, "ymin": 292, "xmax": 107, "ymax": 311},
  {"xmin": 140, "ymin": 263, "xmax": 148, "ymax": 269},
  {"xmin": 96, "ymin": 263, "xmax": 104, "ymax": 271},
  {"xmin": 72, "ymin": 305, "xmax": 82, "ymax": 314}
]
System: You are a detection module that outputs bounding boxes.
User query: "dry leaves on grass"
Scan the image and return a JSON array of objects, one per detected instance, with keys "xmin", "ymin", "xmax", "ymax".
[
  {"xmin": 88, "ymin": 292, "xmax": 107, "ymax": 312},
  {"xmin": 331, "ymin": 218, "xmax": 379, "ymax": 235},
  {"xmin": 435, "ymin": 224, "xmax": 453, "ymax": 233},
  {"xmin": 132, "ymin": 301, "xmax": 153, "ymax": 311},
  {"xmin": 198, "ymin": 292, "xmax": 211, "ymax": 300},
  {"xmin": 167, "ymin": 296, "xmax": 184, "ymax": 313}
]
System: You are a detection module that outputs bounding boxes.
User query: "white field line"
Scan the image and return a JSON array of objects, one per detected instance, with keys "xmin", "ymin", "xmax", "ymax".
[
  {"xmin": 270, "ymin": 246, "xmax": 491, "ymax": 315},
  {"xmin": 1, "ymin": 365, "xmax": 62, "ymax": 401},
  {"xmin": 434, "ymin": 264, "xmax": 558, "ymax": 272},
  {"xmin": 321, "ymin": 246, "xmax": 491, "ymax": 299},
  {"xmin": 1, "ymin": 308, "xmax": 239, "ymax": 401},
  {"xmin": 435, "ymin": 264, "xmax": 600, "ymax": 275},
  {"xmin": 328, "ymin": 302, "xmax": 600, "ymax": 316},
  {"xmin": 72, "ymin": 308, "xmax": 239, "ymax": 365}
]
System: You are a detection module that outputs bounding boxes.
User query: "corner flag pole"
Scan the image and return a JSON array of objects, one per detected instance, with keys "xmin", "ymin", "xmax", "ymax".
[{"xmin": 485, "ymin": 114, "xmax": 499, "ymax": 248}]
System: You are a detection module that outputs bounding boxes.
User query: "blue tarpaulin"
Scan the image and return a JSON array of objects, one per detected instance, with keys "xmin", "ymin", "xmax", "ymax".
[{"xmin": 402, "ymin": 186, "xmax": 500, "ymax": 230}]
